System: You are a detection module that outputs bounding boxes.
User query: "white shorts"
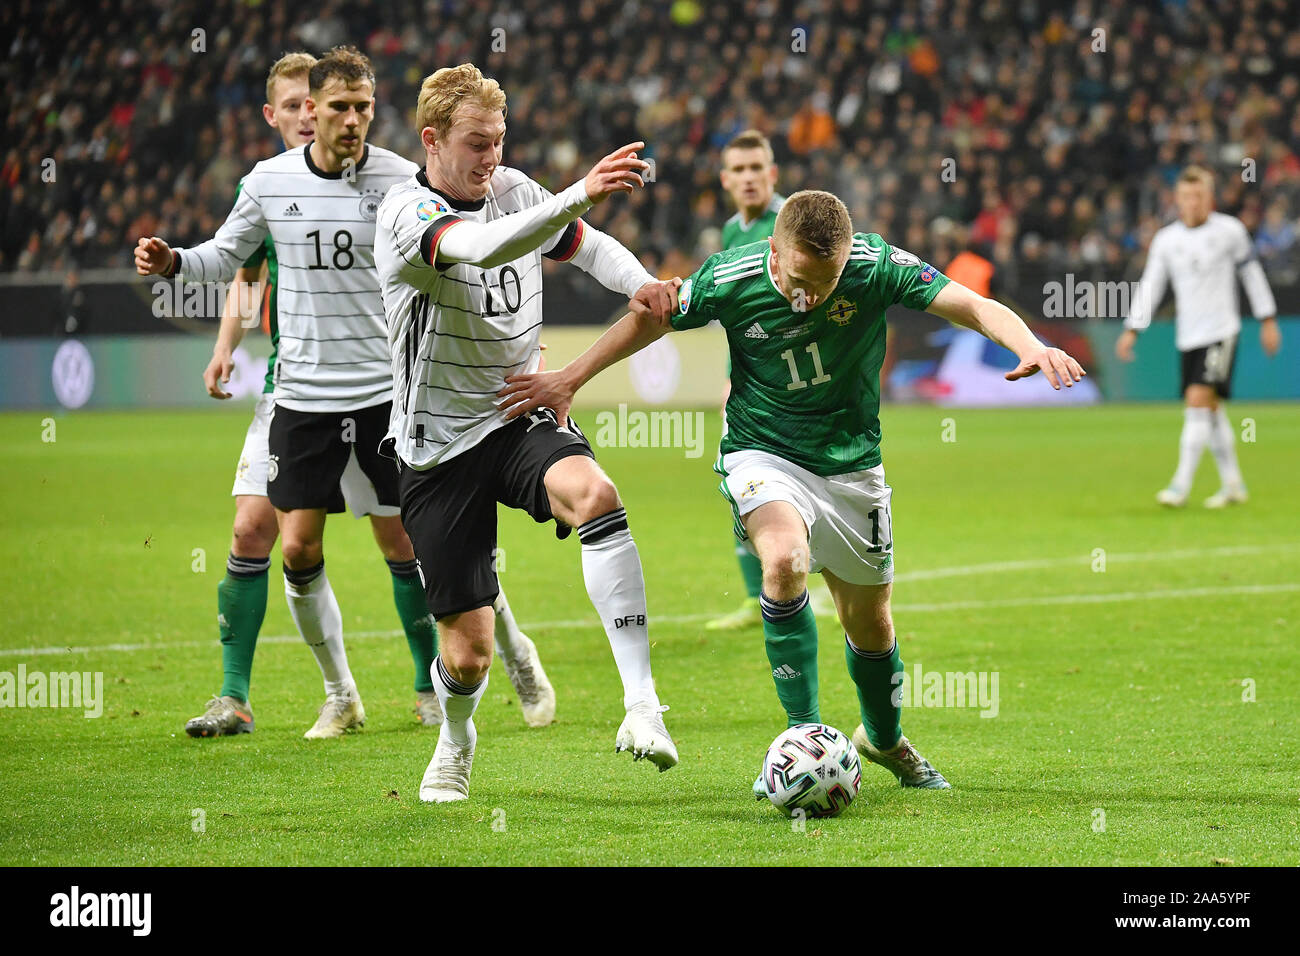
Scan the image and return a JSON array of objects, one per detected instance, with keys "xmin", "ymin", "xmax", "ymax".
[
  {"xmin": 718, "ymin": 449, "xmax": 894, "ymax": 586},
  {"xmin": 232, "ymin": 393, "xmax": 400, "ymax": 519}
]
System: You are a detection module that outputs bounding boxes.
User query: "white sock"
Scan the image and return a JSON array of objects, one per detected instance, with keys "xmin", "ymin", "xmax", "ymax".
[
  {"xmin": 1208, "ymin": 406, "xmax": 1245, "ymax": 490},
  {"xmin": 430, "ymin": 657, "xmax": 486, "ymax": 749},
  {"xmin": 1171, "ymin": 407, "xmax": 1212, "ymax": 494},
  {"xmin": 284, "ymin": 562, "xmax": 356, "ymax": 698},
  {"xmin": 578, "ymin": 511, "xmax": 657, "ymax": 710},
  {"xmin": 492, "ymin": 589, "xmax": 525, "ymax": 665}
]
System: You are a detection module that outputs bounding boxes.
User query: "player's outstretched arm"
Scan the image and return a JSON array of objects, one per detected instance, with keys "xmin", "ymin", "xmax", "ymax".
[
  {"xmin": 434, "ymin": 143, "xmax": 650, "ymax": 271},
  {"xmin": 137, "ymin": 180, "xmax": 269, "ymax": 284},
  {"xmin": 551, "ymin": 220, "xmax": 680, "ymax": 322},
  {"xmin": 203, "ymin": 263, "xmax": 265, "ymax": 400},
  {"xmin": 926, "ymin": 281, "xmax": 1086, "ymax": 389},
  {"xmin": 496, "ymin": 305, "xmax": 675, "ymax": 423}
]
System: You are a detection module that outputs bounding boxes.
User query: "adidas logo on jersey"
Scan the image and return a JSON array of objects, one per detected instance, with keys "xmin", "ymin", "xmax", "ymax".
[
  {"xmin": 283, "ymin": 203, "xmax": 303, "ymax": 217},
  {"xmin": 744, "ymin": 322, "xmax": 769, "ymax": 339},
  {"xmin": 772, "ymin": 664, "xmax": 802, "ymax": 680}
]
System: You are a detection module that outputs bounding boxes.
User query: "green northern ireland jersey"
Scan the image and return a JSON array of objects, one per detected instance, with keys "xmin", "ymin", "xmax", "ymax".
[
  {"xmin": 721, "ymin": 194, "xmax": 783, "ymax": 250},
  {"xmin": 233, "ymin": 182, "xmax": 279, "ymax": 394},
  {"xmin": 673, "ymin": 233, "xmax": 951, "ymax": 476}
]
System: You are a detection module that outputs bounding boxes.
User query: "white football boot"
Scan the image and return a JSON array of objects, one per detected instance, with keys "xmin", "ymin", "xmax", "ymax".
[
  {"xmin": 419, "ymin": 724, "xmax": 476, "ymax": 803},
  {"xmin": 501, "ymin": 634, "xmax": 556, "ymax": 727},
  {"xmin": 1156, "ymin": 487, "xmax": 1188, "ymax": 508},
  {"xmin": 414, "ymin": 689, "xmax": 444, "ymax": 727},
  {"xmin": 1204, "ymin": 485, "xmax": 1248, "ymax": 509},
  {"xmin": 303, "ymin": 691, "xmax": 365, "ymax": 739},
  {"xmin": 615, "ymin": 701, "xmax": 678, "ymax": 772}
]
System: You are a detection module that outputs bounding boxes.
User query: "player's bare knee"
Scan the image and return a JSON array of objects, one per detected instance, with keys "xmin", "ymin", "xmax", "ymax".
[
  {"xmin": 851, "ymin": 617, "xmax": 895, "ymax": 653},
  {"xmin": 231, "ymin": 511, "xmax": 277, "ymax": 559},
  {"xmin": 762, "ymin": 546, "xmax": 809, "ymax": 602},
  {"xmin": 442, "ymin": 650, "xmax": 490, "ymax": 687},
  {"xmin": 437, "ymin": 630, "xmax": 492, "ymax": 686},
  {"xmin": 370, "ymin": 516, "xmax": 414, "ymax": 561},
  {"xmin": 571, "ymin": 476, "xmax": 622, "ymax": 527},
  {"xmin": 280, "ymin": 536, "xmax": 322, "ymax": 570},
  {"xmin": 846, "ymin": 600, "xmax": 894, "ymax": 651}
]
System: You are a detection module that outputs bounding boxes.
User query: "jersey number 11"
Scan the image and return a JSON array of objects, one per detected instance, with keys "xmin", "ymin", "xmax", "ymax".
[{"xmin": 781, "ymin": 343, "xmax": 832, "ymax": 391}]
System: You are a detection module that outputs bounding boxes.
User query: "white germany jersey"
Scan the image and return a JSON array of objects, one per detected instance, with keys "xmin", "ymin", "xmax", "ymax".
[
  {"xmin": 173, "ymin": 144, "xmax": 418, "ymax": 411},
  {"xmin": 1125, "ymin": 211, "xmax": 1277, "ymax": 351},
  {"xmin": 375, "ymin": 166, "xmax": 585, "ymax": 469}
]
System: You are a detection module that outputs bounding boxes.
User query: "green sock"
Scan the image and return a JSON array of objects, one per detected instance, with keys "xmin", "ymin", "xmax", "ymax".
[
  {"xmin": 389, "ymin": 560, "xmax": 438, "ymax": 692},
  {"xmin": 217, "ymin": 554, "xmax": 270, "ymax": 702},
  {"xmin": 736, "ymin": 534, "xmax": 763, "ymax": 600},
  {"xmin": 845, "ymin": 636, "xmax": 903, "ymax": 750},
  {"xmin": 760, "ymin": 591, "xmax": 820, "ymax": 726}
]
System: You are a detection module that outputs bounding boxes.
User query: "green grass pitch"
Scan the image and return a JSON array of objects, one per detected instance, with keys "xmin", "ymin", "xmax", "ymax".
[{"xmin": 1, "ymin": 402, "xmax": 1297, "ymax": 866}]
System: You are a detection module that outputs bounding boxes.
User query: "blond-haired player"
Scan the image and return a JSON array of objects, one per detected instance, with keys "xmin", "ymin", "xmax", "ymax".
[
  {"xmin": 146, "ymin": 49, "xmax": 552, "ymax": 741},
  {"xmin": 375, "ymin": 63, "xmax": 682, "ymax": 802},
  {"xmin": 1118, "ymin": 165, "xmax": 1282, "ymax": 507}
]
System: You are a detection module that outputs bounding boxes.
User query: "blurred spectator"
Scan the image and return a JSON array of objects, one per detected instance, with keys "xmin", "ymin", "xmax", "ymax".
[{"xmin": 0, "ymin": 0, "xmax": 1296, "ymax": 316}]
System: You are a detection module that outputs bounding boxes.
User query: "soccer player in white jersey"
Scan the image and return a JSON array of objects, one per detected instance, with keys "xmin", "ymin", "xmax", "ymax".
[
  {"xmin": 1118, "ymin": 165, "xmax": 1282, "ymax": 508},
  {"xmin": 137, "ymin": 48, "xmax": 552, "ymax": 738},
  {"xmin": 374, "ymin": 64, "xmax": 682, "ymax": 802}
]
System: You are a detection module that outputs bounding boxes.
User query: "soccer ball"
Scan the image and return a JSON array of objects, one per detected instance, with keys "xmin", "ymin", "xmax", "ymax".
[{"xmin": 760, "ymin": 723, "xmax": 861, "ymax": 818}]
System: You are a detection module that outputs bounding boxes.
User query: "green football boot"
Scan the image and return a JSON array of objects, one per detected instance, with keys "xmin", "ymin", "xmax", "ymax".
[
  {"xmin": 852, "ymin": 725, "xmax": 950, "ymax": 789},
  {"xmin": 185, "ymin": 695, "xmax": 254, "ymax": 737}
]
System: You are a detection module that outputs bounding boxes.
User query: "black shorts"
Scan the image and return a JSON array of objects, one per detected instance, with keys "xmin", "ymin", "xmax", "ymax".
[
  {"xmin": 1181, "ymin": 336, "xmax": 1238, "ymax": 398},
  {"xmin": 267, "ymin": 401, "xmax": 401, "ymax": 513},
  {"xmin": 399, "ymin": 410, "xmax": 595, "ymax": 618}
]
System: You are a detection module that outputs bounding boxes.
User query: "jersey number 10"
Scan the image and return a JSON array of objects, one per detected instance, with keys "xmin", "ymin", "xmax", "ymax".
[{"xmin": 780, "ymin": 342, "xmax": 832, "ymax": 391}]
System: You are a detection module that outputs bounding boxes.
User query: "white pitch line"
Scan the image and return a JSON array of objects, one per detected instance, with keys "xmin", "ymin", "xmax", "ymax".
[
  {"xmin": 892, "ymin": 581, "xmax": 1300, "ymax": 613},
  {"xmin": 892, "ymin": 542, "xmax": 1300, "ymax": 583},
  {"xmin": 3, "ymin": 581, "xmax": 1297, "ymax": 659}
]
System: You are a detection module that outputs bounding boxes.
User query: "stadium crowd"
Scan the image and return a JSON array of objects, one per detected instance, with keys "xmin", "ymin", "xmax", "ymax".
[{"xmin": 3, "ymin": 0, "xmax": 1299, "ymax": 309}]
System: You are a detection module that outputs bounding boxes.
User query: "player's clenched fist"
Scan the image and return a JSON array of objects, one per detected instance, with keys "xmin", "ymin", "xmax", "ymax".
[
  {"xmin": 135, "ymin": 236, "xmax": 175, "ymax": 276},
  {"xmin": 584, "ymin": 142, "xmax": 651, "ymax": 203},
  {"xmin": 628, "ymin": 277, "xmax": 683, "ymax": 323}
]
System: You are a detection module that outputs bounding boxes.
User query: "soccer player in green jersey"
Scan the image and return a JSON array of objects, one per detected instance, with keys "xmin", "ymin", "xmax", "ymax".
[
  {"xmin": 707, "ymin": 130, "xmax": 782, "ymax": 631},
  {"xmin": 498, "ymin": 190, "xmax": 1085, "ymax": 791},
  {"xmin": 185, "ymin": 53, "xmax": 319, "ymax": 737},
  {"xmin": 719, "ymin": 131, "xmax": 783, "ymax": 252},
  {"xmin": 707, "ymin": 130, "xmax": 834, "ymax": 631}
]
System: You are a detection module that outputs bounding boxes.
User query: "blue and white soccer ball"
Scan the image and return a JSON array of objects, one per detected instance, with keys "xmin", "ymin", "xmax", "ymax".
[{"xmin": 761, "ymin": 723, "xmax": 862, "ymax": 818}]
